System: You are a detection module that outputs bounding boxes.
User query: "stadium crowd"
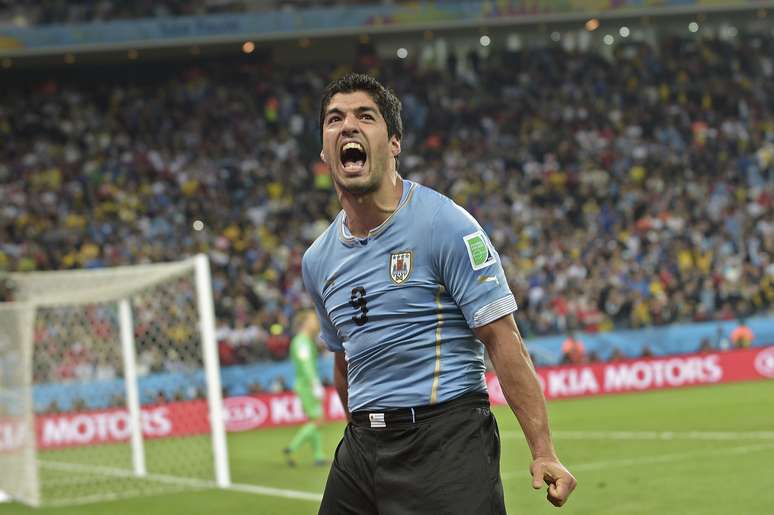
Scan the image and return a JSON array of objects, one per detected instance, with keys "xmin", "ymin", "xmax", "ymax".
[
  {"xmin": 1, "ymin": 33, "xmax": 773, "ymax": 383},
  {"xmin": 0, "ymin": 0, "xmax": 394, "ymax": 26}
]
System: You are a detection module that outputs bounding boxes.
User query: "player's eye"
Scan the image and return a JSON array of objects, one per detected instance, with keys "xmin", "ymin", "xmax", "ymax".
[
  {"xmin": 327, "ymin": 116, "xmax": 340, "ymax": 124},
  {"xmin": 360, "ymin": 113, "xmax": 374, "ymax": 120}
]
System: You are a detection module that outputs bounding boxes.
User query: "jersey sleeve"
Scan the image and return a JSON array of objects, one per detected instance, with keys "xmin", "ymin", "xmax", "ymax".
[
  {"xmin": 431, "ymin": 201, "xmax": 518, "ymax": 328},
  {"xmin": 302, "ymin": 251, "xmax": 344, "ymax": 352}
]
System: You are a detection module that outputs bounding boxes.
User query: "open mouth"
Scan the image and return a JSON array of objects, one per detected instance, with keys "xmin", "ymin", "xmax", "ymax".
[{"xmin": 340, "ymin": 141, "xmax": 367, "ymax": 173}]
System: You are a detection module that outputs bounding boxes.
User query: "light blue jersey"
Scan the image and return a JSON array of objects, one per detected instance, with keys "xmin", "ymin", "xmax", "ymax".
[{"xmin": 302, "ymin": 180, "xmax": 518, "ymax": 411}]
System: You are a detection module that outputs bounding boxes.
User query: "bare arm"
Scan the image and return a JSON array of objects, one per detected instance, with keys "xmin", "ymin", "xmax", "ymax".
[
  {"xmin": 474, "ymin": 314, "xmax": 576, "ymax": 507},
  {"xmin": 333, "ymin": 351, "xmax": 350, "ymax": 422}
]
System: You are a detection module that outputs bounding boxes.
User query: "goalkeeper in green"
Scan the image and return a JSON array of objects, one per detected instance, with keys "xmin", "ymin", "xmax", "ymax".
[{"xmin": 283, "ymin": 310, "xmax": 328, "ymax": 466}]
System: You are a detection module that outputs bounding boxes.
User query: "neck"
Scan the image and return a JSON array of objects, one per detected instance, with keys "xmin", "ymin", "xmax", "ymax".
[{"xmin": 339, "ymin": 173, "xmax": 404, "ymax": 238}]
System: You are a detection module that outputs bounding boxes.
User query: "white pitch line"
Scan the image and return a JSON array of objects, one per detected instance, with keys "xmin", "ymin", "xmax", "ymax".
[
  {"xmin": 226, "ymin": 482, "xmax": 321, "ymax": 502},
  {"xmin": 38, "ymin": 460, "xmax": 321, "ymax": 503},
  {"xmin": 501, "ymin": 442, "xmax": 774, "ymax": 480},
  {"xmin": 502, "ymin": 430, "xmax": 774, "ymax": 441},
  {"xmin": 43, "ymin": 487, "xmax": 190, "ymax": 508}
]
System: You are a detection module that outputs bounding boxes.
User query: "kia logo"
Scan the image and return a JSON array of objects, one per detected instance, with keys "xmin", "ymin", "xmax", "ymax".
[
  {"xmin": 754, "ymin": 347, "xmax": 774, "ymax": 379},
  {"xmin": 223, "ymin": 397, "xmax": 268, "ymax": 432}
]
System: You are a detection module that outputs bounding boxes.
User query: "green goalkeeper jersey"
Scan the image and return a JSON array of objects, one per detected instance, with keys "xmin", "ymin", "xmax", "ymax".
[{"xmin": 290, "ymin": 333, "xmax": 319, "ymax": 394}]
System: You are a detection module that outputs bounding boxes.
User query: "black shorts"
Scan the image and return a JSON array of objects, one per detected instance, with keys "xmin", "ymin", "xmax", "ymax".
[{"xmin": 318, "ymin": 392, "xmax": 506, "ymax": 515}]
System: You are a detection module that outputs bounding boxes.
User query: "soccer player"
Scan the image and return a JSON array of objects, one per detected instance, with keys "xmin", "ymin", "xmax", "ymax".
[
  {"xmin": 303, "ymin": 73, "xmax": 576, "ymax": 514},
  {"xmin": 283, "ymin": 310, "xmax": 327, "ymax": 467}
]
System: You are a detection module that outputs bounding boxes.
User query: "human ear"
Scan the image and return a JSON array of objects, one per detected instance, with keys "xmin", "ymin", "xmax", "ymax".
[{"xmin": 390, "ymin": 136, "xmax": 401, "ymax": 157}]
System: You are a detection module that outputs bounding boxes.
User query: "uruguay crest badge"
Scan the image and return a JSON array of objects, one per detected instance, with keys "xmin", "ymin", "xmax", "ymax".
[{"xmin": 389, "ymin": 250, "xmax": 413, "ymax": 285}]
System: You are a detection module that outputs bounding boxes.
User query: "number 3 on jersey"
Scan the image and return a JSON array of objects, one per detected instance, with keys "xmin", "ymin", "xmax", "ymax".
[{"xmin": 350, "ymin": 286, "xmax": 368, "ymax": 326}]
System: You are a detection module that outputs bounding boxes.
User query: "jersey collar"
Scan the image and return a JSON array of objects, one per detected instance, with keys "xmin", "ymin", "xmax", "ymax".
[{"xmin": 339, "ymin": 180, "xmax": 417, "ymax": 245}]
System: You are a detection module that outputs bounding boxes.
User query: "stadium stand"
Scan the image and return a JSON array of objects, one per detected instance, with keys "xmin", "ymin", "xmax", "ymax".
[
  {"xmin": 1, "ymin": 33, "xmax": 772, "ymax": 400},
  {"xmin": 0, "ymin": 0, "xmax": 394, "ymax": 26}
]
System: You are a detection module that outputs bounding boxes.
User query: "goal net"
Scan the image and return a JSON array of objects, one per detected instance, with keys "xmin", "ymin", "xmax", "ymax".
[{"xmin": 0, "ymin": 254, "xmax": 229, "ymax": 507}]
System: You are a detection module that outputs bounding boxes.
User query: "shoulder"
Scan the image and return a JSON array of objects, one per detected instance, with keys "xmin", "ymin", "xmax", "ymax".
[
  {"xmin": 406, "ymin": 181, "xmax": 471, "ymax": 228},
  {"xmin": 416, "ymin": 185, "xmax": 482, "ymax": 235},
  {"xmin": 409, "ymin": 181, "xmax": 451, "ymax": 210},
  {"xmin": 404, "ymin": 182, "xmax": 485, "ymax": 249}
]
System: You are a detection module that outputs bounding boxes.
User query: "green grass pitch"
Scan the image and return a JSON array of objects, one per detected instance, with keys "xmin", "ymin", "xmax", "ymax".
[{"xmin": 3, "ymin": 380, "xmax": 773, "ymax": 514}]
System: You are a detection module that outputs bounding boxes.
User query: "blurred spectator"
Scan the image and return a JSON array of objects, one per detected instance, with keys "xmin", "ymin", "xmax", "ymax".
[
  {"xmin": 730, "ymin": 319, "xmax": 755, "ymax": 348},
  {"xmin": 249, "ymin": 381, "xmax": 264, "ymax": 394},
  {"xmin": 164, "ymin": 349, "xmax": 188, "ymax": 373},
  {"xmin": 217, "ymin": 319, "xmax": 238, "ymax": 366},
  {"xmin": 560, "ymin": 331, "xmax": 586, "ymax": 365},
  {"xmin": 266, "ymin": 323, "xmax": 291, "ymax": 360},
  {"xmin": 714, "ymin": 326, "xmax": 731, "ymax": 351},
  {"xmin": 229, "ymin": 318, "xmax": 268, "ymax": 362},
  {"xmin": 609, "ymin": 346, "xmax": 625, "ymax": 362},
  {"xmin": 269, "ymin": 375, "xmax": 289, "ymax": 393},
  {"xmin": 45, "ymin": 400, "xmax": 61, "ymax": 414}
]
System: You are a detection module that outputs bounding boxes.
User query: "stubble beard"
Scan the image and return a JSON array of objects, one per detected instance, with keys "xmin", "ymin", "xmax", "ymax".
[{"xmin": 332, "ymin": 163, "xmax": 384, "ymax": 196}]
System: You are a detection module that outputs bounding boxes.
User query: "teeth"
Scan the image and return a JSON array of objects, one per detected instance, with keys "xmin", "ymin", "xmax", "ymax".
[{"xmin": 342, "ymin": 142, "xmax": 364, "ymax": 152}]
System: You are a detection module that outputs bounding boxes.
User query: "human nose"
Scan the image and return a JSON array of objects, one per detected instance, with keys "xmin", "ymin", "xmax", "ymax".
[{"xmin": 340, "ymin": 112, "xmax": 359, "ymax": 133}]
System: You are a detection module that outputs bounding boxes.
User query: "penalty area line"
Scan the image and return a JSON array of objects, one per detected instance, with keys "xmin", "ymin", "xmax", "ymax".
[
  {"xmin": 501, "ymin": 441, "xmax": 774, "ymax": 480},
  {"xmin": 502, "ymin": 430, "xmax": 774, "ymax": 441},
  {"xmin": 226, "ymin": 482, "xmax": 322, "ymax": 502}
]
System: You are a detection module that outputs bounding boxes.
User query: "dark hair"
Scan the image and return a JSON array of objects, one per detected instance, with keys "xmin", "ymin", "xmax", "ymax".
[{"xmin": 319, "ymin": 73, "xmax": 403, "ymax": 143}]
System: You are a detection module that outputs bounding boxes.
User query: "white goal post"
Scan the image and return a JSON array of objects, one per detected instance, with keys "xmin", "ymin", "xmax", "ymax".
[{"xmin": 0, "ymin": 254, "xmax": 230, "ymax": 507}]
